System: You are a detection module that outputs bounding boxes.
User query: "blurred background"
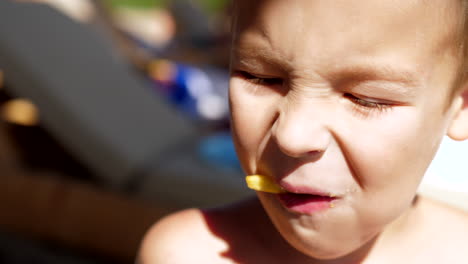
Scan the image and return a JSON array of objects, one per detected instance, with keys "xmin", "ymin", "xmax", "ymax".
[
  {"xmin": 0, "ymin": 0, "xmax": 466, "ymax": 263},
  {"xmin": 0, "ymin": 0, "xmax": 252, "ymax": 263}
]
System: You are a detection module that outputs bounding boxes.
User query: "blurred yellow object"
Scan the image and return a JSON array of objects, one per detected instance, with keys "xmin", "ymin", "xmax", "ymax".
[
  {"xmin": 245, "ymin": 174, "xmax": 286, "ymax": 194},
  {"xmin": 1, "ymin": 99, "xmax": 39, "ymax": 126},
  {"xmin": 148, "ymin": 59, "xmax": 176, "ymax": 83}
]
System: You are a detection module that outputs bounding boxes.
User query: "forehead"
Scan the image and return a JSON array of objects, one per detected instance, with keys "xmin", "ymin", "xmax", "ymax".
[{"xmin": 232, "ymin": 0, "xmax": 461, "ymax": 81}]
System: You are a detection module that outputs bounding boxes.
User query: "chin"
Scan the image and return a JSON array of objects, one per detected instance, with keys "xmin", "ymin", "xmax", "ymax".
[
  {"xmin": 274, "ymin": 212, "xmax": 380, "ymax": 261},
  {"xmin": 258, "ymin": 192, "xmax": 384, "ymax": 261},
  {"xmin": 288, "ymin": 232, "xmax": 378, "ymax": 261},
  {"xmin": 288, "ymin": 234, "xmax": 363, "ymax": 259}
]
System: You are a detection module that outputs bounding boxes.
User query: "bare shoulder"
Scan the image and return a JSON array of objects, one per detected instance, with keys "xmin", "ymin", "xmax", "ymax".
[
  {"xmin": 137, "ymin": 208, "xmax": 229, "ymax": 264},
  {"xmin": 416, "ymin": 196, "xmax": 468, "ymax": 257},
  {"xmin": 419, "ymin": 196, "xmax": 468, "ymax": 231},
  {"xmin": 137, "ymin": 197, "xmax": 266, "ymax": 264}
]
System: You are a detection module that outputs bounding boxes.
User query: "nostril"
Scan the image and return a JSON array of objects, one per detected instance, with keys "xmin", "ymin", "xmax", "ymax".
[
  {"xmin": 304, "ymin": 150, "xmax": 325, "ymax": 161},
  {"xmin": 306, "ymin": 150, "xmax": 323, "ymax": 156}
]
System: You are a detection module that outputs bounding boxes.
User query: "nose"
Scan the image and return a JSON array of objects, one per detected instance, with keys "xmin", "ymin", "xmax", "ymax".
[{"xmin": 271, "ymin": 105, "xmax": 332, "ymax": 159}]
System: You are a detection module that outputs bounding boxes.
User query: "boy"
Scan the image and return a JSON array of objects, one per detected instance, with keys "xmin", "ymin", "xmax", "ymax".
[{"xmin": 139, "ymin": 0, "xmax": 468, "ymax": 263}]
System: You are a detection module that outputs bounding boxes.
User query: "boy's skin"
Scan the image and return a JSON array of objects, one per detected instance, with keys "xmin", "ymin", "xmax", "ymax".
[{"xmin": 139, "ymin": 0, "xmax": 468, "ymax": 263}]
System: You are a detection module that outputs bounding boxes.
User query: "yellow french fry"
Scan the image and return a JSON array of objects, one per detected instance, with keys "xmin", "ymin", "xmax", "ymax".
[{"xmin": 245, "ymin": 175, "xmax": 286, "ymax": 194}]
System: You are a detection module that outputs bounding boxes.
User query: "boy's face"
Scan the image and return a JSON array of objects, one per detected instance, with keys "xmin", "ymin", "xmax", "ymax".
[{"xmin": 230, "ymin": 0, "xmax": 464, "ymax": 259}]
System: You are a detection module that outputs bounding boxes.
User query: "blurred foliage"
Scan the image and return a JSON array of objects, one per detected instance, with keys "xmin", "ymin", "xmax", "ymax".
[
  {"xmin": 104, "ymin": 0, "xmax": 164, "ymax": 9},
  {"xmin": 199, "ymin": 0, "xmax": 229, "ymax": 13},
  {"xmin": 105, "ymin": 0, "xmax": 229, "ymax": 13}
]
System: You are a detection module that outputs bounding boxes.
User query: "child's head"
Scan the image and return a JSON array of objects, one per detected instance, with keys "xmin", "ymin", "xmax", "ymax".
[{"xmin": 229, "ymin": 0, "xmax": 468, "ymax": 259}]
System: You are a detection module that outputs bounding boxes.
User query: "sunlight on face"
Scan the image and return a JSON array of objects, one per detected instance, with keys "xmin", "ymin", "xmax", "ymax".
[{"xmin": 229, "ymin": 0, "xmax": 463, "ymax": 259}]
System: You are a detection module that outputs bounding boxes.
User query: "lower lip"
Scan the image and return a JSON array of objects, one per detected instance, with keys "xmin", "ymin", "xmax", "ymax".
[{"xmin": 277, "ymin": 193, "xmax": 336, "ymax": 214}]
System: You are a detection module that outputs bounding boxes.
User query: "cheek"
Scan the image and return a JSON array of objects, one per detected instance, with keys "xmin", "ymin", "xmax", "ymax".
[
  {"xmin": 351, "ymin": 109, "xmax": 432, "ymax": 185},
  {"xmin": 346, "ymin": 107, "xmax": 445, "ymax": 213},
  {"xmin": 229, "ymin": 78, "xmax": 282, "ymax": 172},
  {"xmin": 326, "ymin": 109, "xmax": 437, "ymax": 240}
]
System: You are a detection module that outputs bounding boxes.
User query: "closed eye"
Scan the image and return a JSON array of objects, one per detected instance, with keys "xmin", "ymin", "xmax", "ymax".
[
  {"xmin": 237, "ymin": 71, "xmax": 284, "ymax": 86},
  {"xmin": 344, "ymin": 93, "xmax": 393, "ymax": 111}
]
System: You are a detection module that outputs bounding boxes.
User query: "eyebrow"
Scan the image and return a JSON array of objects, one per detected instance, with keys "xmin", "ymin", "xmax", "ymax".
[
  {"xmin": 329, "ymin": 63, "xmax": 422, "ymax": 88},
  {"xmin": 231, "ymin": 46, "xmax": 292, "ymax": 71},
  {"xmin": 328, "ymin": 63, "xmax": 423, "ymax": 99}
]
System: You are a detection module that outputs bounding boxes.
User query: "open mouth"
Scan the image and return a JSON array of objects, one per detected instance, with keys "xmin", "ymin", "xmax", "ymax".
[{"xmin": 277, "ymin": 193, "xmax": 337, "ymax": 214}]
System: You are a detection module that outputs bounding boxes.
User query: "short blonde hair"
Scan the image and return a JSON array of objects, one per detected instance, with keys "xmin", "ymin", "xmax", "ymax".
[{"xmin": 454, "ymin": 0, "xmax": 468, "ymax": 92}]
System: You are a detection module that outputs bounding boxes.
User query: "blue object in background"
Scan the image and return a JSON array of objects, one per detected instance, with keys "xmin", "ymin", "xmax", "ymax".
[
  {"xmin": 150, "ymin": 61, "xmax": 230, "ymax": 123},
  {"xmin": 198, "ymin": 131, "xmax": 242, "ymax": 173}
]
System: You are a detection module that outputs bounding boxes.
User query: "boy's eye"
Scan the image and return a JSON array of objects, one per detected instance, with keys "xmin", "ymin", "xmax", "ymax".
[
  {"xmin": 344, "ymin": 93, "xmax": 392, "ymax": 111},
  {"xmin": 238, "ymin": 71, "xmax": 284, "ymax": 86}
]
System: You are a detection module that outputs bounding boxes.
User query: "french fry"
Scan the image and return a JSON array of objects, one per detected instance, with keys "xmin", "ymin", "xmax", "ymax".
[{"xmin": 245, "ymin": 175, "xmax": 286, "ymax": 194}]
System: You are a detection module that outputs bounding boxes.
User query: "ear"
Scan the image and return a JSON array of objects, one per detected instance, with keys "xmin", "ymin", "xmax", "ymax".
[{"xmin": 447, "ymin": 86, "xmax": 468, "ymax": 141}]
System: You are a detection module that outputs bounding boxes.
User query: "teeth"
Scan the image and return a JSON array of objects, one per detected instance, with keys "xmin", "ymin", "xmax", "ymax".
[{"xmin": 245, "ymin": 175, "xmax": 286, "ymax": 194}]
